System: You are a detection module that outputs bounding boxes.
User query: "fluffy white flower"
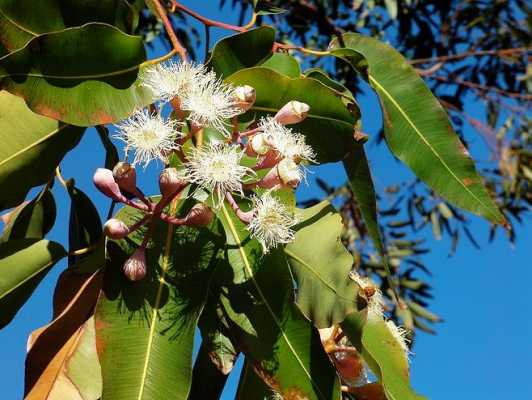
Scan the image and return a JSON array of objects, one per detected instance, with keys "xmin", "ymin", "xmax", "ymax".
[
  {"xmin": 141, "ymin": 60, "xmax": 212, "ymax": 103},
  {"xmin": 114, "ymin": 110, "xmax": 182, "ymax": 167},
  {"xmin": 184, "ymin": 142, "xmax": 253, "ymax": 206},
  {"xmin": 259, "ymin": 117, "xmax": 316, "ymax": 162},
  {"xmin": 247, "ymin": 191, "xmax": 298, "ymax": 253},
  {"xmin": 349, "ymin": 270, "xmax": 384, "ymax": 318},
  {"xmin": 385, "ymin": 320, "xmax": 411, "ymax": 360},
  {"xmin": 180, "ymin": 76, "xmax": 241, "ymax": 135}
]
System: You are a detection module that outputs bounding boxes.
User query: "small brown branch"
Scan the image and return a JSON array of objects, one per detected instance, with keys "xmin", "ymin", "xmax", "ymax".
[
  {"xmin": 415, "ymin": 62, "xmax": 444, "ymax": 77},
  {"xmin": 151, "ymin": 0, "xmax": 187, "ymax": 60},
  {"xmin": 431, "ymin": 74, "xmax": 532, "ymax": 100},
  {"xmin": 410, "ymin": 47, "xmax": 531, "ymax": 65},
  {"xmin": 170, "ymin": 1, "xmax": 246, "ymax": 32}
]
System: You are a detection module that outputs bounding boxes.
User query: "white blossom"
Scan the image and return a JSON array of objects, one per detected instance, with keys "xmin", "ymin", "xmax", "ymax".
[
  {"xmin": 247, "ymin": 191, "xmax": 298, "ymax": 253},
  {"xmin": 349, "ymin": 270, "xmax": 384, "ymax": 318},
  {"xmin": 385, "ymin": 320, "xmax": 411, "ymax": 360},
  {"xmin": 141, "ymin": 60, "xmax": 212, "ymax": 103},
  {"xmin": 259, "ymin": 117, "xmax": 316, "ymax": 162},
  {"xmin": 184, "ymin": 142, "xmax": 253, "ymax": 207},
  {"xmin": 180, "ymin": 75, "xmax": 241, "ymax": 135},
  {"xmin": 114, "ymin": 109, "xmax": 182, "ymax": 167}
]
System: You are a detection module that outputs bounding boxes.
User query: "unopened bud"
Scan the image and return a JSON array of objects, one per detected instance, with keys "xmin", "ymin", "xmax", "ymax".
[
  {"xmin": 103, "ymin": 219, "xmax": 130, "ymax": 239},
  {"xmin": 257, "ymin": 167, "xmax": 282, "ymax": 189},
  {"xmin": 123, "ymin": 247, "xmax": 147, "ymax": 281},
  {"xmin": 93, "ymin": 168, "xmax": 126, "ymax": 202},
  {"xmin": 274, "ymin": 101, "xmax": 310, "ymax": 125},
  {"xmin": 159, "ymin": 168, "xmax": 186, "ymax": 198},
  {"xmin": 234, "ymin": 85, "xmax": 256, "ymax": 112},
  {"xmin": 250, "ymin": 133, "xmax": 271, "ymax": 155},
  {"xmin": 277, "ymin": 158, "xmax": 302, "ymax": 188},
  {"xmin": 113, "ymin": 162, "xmax": 137, "ymax": 195},
  {"xmin": 184, "ymin": 203, "xmax": 214, "ymax": 227}
]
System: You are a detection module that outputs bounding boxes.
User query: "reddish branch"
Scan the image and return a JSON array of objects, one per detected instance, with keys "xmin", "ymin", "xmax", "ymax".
[
  {"xmin": 152, "ymin": 0, "xmax": 188, "ymax": 59},
  {"xmin": 410, "ymin": 47, "xmax": 531, "ymax": 65},
  {"xmin": 170, "ymin": 1, "xmax": 246, "ymax": 32}
]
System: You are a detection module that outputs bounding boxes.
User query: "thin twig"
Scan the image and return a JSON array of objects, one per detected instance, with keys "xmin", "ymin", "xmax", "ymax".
[
  {"xmin": 410, "ymin": 47, "xmax": 531, "ymax": 65},
  {"xmin": 151, "ymin": 0, "xmax": 188, "ymax": 60},
  {"xmin": 170, "ymin": 1, "xmax": 246, "ymax": 32}
]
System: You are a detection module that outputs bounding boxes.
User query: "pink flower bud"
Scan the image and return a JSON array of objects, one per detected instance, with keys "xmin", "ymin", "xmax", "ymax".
[
  {"xmin": 257, "ymin": 167, "xmax": 282, "ymax": 189},
  {"xmin": 103, "ymin": 219, "xmax": 130, "ymax": 239},
  {"xmin": 234, "ymin": 85, "xmax": 256, "ymax": 112},
  {"xmin": 274, "ymin": 101, "xmax": 310, "ymax": 125},
  {"xmin": 277, "ymin": 158, "xmax": 301, "ymax": 188},
  {"xmin": 184, "ymin": 203, "xmax": 214, "ymax": 227},
  {"xmin": 112, "ymin": 162, "xmax": 137, "ymax": 195},
  {"xmin": 123, "ymin": 247, "xmax": 147, "ymax": 281},
  {"xmin": 159, "ymin": 168, "xmax": 186, "ymax": 199},
  {"xmin": 93, "ymin": 168, "xmax": 126, "ymax": 202},
  {"xmin": 254, "ymin": 150, "xmax": 281, "ymax": 170}
]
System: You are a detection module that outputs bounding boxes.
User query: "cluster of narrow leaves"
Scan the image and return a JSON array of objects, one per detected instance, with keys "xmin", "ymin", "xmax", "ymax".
[{"xmin": 0, "ymin": 3, "xmax": 507, "ymax": 400}]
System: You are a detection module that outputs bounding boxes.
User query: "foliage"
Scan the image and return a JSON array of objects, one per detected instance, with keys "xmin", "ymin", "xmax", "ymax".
[{"xmin": 0, "ymin": 1, "xmax": 527, "ymax": 399}]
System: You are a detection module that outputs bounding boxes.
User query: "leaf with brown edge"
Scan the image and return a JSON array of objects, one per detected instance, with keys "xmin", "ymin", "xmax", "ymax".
[{"xmin": 24, "ymin": 271, "xmax": 103, "ymax": 399}]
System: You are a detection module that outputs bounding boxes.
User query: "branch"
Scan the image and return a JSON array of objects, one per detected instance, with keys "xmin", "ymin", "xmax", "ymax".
[
  {"xmin": 170, "ymin": 1, "xmax": 246, "ymax": 32},
  {"xmin": 151, "ymin": 0, "xmax": 187, "ymax": 60},
  {"xmin": 410, "ymin": 47, "xmax": 531, "ymax": 65}
]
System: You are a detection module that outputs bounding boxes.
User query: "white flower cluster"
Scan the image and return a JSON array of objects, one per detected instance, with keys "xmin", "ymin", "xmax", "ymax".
[{"xmin": 109, "ymin": 59, "xmax": 316, "ymax": 253}]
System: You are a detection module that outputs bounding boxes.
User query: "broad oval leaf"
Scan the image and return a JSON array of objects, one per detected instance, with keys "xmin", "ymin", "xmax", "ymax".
[
  {"xmin": 0, "ymin": 23, "xmax": 151, "ymax": 126},
  {"xmin": 0, "ymin": 91, "xmax": 84, "ymax": 211},
  {"xmin": 95, "ymin": 199, "xmax": 225, "ymax": 400},
  {"xmin": 261, "ymin": 53, "xmax": 301, "ymax": 78},
  {"xmin": 329, "ymin": 33, "xmax": 505, "ymax": 224},
  {"xmin": 285, "ymin": 201, "xmax": 358, "ymax": 329},
  {"xmin": 215, "ymin": 202, "xmax": 341, "ymax": 400},
  {"xmin": 0, "ymin": 238, "xmax": 66, "ymax": 328},
  {"xmin": 341, "ymin": 311, "xmax": 426, "ymax": 400},
  {"xmin": 227, "ymin": 67, "xmax": 360, "ymax": 163},
  {"xmin": 207, "ymin": 26, "xmax": 275, "ymax": 77},
  {"xmin": 0, "ymin": 188, "xmax": 56, "ymax": 242},
  {"xmin": 0, "ymin": 0, "xmax": 138, "ymax": 54}
]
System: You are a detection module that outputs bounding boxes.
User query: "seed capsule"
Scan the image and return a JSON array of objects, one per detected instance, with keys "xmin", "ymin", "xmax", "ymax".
[
  {"xmin": 184, "ymin": 203, "xmax": 214, "ymax": 227},
  {"xmin": 123, "ymin": 247, "xmax": 147, "ymax": 281},
  {"xmin": 112, "ymin": 162, "xmax": 137, "ymax": 195},
  {"xmin": 159, "ymin": 167, "xmax": 186, "ymax": 199},
  {"xmin": 103, "ymin": 219, "xmax": 130, "ymax": 239}
]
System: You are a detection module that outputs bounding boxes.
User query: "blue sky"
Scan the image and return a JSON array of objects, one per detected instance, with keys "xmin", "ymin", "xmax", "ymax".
[{"xmin": 1, "ymin": 2, "xmax": 531, "ymax": 399}]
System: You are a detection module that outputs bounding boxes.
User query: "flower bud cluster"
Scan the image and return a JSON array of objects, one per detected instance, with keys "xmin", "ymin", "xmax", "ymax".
[{"xmin": 94, "ymin": 59, "xmax": 318, "ymax": 280}]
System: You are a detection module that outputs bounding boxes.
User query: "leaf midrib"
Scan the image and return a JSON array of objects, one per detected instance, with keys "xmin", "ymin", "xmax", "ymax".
[
  {"xmin": 368, "ymin": 75, "xmax": 501, "ymax": 223},
  {"xmin": 220, "ymin": 203, "xmax": 326, "ymax": 399}
]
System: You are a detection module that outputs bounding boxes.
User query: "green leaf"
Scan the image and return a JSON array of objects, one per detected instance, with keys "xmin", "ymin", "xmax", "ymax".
[
  {"xmin": 96, "ymin": 125, "xmax": 120, "ymax": 170},
  {"xmin": 188, "ymin": 343, "xmax": 230, "ymax": 400},
  {"xmin": 329, "ymin": 33, "xmax": 505, "ymax": 224},
  {"xmin": 227, "ymin": 67, "xmax": 360, "ymax": 163},
  {"xmin": 0, "ymin": 91, "xmax": 84, "ymax": 211},
  {"xmin": 207, "ymin": 26, "xmax": 275, "ymax": 78},
  {"xmin": 304, "ymin": 68, "xmax": 355, "ymax": 101},
  {"xmin": 284, "ymin": 201, "xmax": 358, "ymax": 329},
  {"xmin": 252, "ymin": 0, "xmax": 287, "ymax": 15},
  {"xmin": 341, "ymin": 312, "xmax": 426, "ymax": 400},
  {"xmin": 0, "ymin": 23, "xmax": 151, "ymax": 126},
  {"xmin": 0, "ymin": 0, "xmax": 139, "ymax": 54},
  {"xmin": 261, "ymin": 53, "xmax": 301, "ymax": 78},
  {"xmin": 235, "ymin": 360, "xmax": 272, "ymax": 399},
  {"xmin": 215, "ymin": 202, "xmax": 341, "ymax": 399},
  {"xmin": 0, "ymin": 187, "xmax": 56, "ymax": 242},
  {"xmin": 95, "ymin": 199, "xmax": 225, "ymax": 400},
  {"xmin": 0, "ymin": 238, "xmax": 66, "ymax": 328}
]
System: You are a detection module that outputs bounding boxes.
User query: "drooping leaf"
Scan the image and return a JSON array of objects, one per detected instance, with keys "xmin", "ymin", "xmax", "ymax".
[
  {"xmin": 0, "ymin": 0, "xmax": 139, "ymax": 54},
  {"xmin": 25, "ymin": 271, "xmax": 103, "ymax": 399},
  {"xmin": 285, "ymin": 201, "xmax": 358, "ymax": 329},
  {"xmin": 188, "ymin": 342, "xmax": 231, "ymax": 400},
  {"xmin": 67, "ymin": 184, "xmax": 103, "ymax": 266},
  {"xmin": 0, "ymin": 23, "xmax": 151, "ymax": 126},
  {"xmin": 0, "ymin": 91, "xmax": 84, "ymax": 211},
  {"xmin": 96, "ymin": 125, "xmax": 120, "ymax": 170},
  {"xmin": 341, "ymin": 312, "xmax": 426, "ymax": 400},
  {"xmin": 227, "ymin": 67, "xmax": 359, "ymax": 163},
  {"xmin": 235, "ymin": 360, "xmax": 272, "ymax": 400},
  {"xmin": 0, "ymin": 188, "xmax": 56, "ymax": 242},
  {"xmin": 329, "ymin": 33, "xmax": 505, "ymax": 224},
  {"xmin": 261, "ymin": 53, "xmax": 301, "ymax": 78},
  {"xmin": 215, "ymin": 202, "xmax": 342, "ymax": 400},
  {"xmin": 252, "ymin": 0, "xmax": 287, "ymax": 15},
  {"xmin": 0, "ymin": 238, "xmax": 66, "ymax": 328},
  {"xmin": 95, "ymin": 198, "xmax": 225, "ymax": 400},
  {"xmin": 207, "ymin": 26, "xmax": 275, "ymax": 77}
]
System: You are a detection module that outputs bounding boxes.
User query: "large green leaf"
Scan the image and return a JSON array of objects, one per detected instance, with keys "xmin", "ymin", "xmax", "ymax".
[
  {"xmin": 0, "ymin": 0, "xmax": 138, "ymax": 54},
  {"xmin": 341, "ymin": 312, "xmax": 425, "ymax": 400},
  {"xmin": 0, "ymin": 23, "xmax": 151, "ymax": 126},
  {"xmin": 0, "ymin": 238, "xmax": 66, "ymax": 328},
  {"xmin": 329, "ymin": 33, "xmax": 505, "ymax": 224},
  {"xmin": 0, "ymin": 187, "xmax": 56, "ymax": 242},
  {"xmin": 215, "ymin": 202, "xmax": 341, "ymax": 400},
  {"xmin": 0, "ymin": 91, "xmax": 84, "ymax": 211},
  {"xmin": 95, "ymin": 199, "xmax": 225, "ymax": 400},
  {"xmin": 206, "ymin": 26, "xmax": 275, "ymax": 77},
  {"xmin": 227, "ymin": 67, "xmax": 359, "ymax": 163},
  {"xmin": 261, "ymin": 53, "xmax": 301, "ymax": 78},
  {"xmin": 285, "ymin": 201, "xmax": 358, "ymax": 329}
]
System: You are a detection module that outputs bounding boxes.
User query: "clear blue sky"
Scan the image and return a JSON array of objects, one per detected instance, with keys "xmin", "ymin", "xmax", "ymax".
[{"xmin": 1, "ymin": 2, "xmax": 531, "ymax": 399}]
